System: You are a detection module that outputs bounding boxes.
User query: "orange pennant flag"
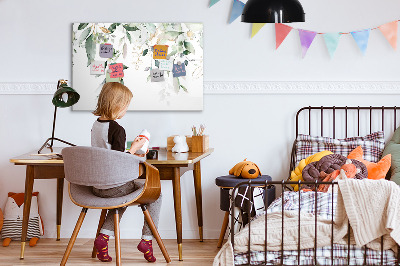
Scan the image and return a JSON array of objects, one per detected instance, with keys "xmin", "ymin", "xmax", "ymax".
[
  {"xmin": 275, "ymin": 23, "xmax": 293, "ymax": 49},
  {"xmin": 378, "ymin": 21, "xmax": 398, "ymax": 50}
]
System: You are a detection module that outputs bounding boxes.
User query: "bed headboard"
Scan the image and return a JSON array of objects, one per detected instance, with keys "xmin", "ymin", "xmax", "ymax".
[{"xmin": 290, "ymin": 106, "xmax": 400, "ymax": 179}]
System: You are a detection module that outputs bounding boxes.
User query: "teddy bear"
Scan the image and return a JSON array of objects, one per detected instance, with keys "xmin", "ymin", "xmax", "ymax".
[
  {"xmin": 172, "ymin": 135, "xmax": 189, "ymax": 153},
  {"xmin": 229, "ymin": 159, "xmax": 261, "ymax": 179},
  {"xmin": 1, "ymin": 192, "xmax": 44, "ymax": 247}
]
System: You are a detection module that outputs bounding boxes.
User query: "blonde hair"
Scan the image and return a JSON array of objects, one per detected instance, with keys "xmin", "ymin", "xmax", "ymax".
[{"xmin": 93, "ymin": 82, "xmax": 133, "ymax": 120}]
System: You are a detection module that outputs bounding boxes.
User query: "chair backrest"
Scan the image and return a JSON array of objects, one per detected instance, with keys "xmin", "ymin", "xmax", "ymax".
[{"xmin": 62, "ymin": 146, "xmax": 145, "ymax": 188}]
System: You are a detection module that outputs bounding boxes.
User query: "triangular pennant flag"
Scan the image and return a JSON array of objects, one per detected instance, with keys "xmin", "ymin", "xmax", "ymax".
[
  {"xmin": 275, "ymin": 23, "xmax": 293, "ymax": 49},
  {"xmin": 209, "ymin": 0, "xmax": 220, "ymax": 7},
  {"xmin": 229, "ymin": 0, "xmax": 245, "ymax": 24},
  {"xmin": 378, "ymin": 21, "xmax": 398, "ymax": 50},
  {"xmin": 323, "ymin": 33, "xmax": 341, "ymax": 58},
  {"xmin": 351, "ymin": 29, "xmax": 370, "ymax": 55},
  {"xmin": 251, "ymin": 23, "xmax": 266, "ymax": 38},
  {"xmin": 298, "ymin": 29, "xmax": 317, "ymax": 58}
]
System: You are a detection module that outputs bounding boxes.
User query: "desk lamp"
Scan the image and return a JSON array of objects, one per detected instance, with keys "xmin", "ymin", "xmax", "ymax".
[
  {"xmin": 241, "ymin": 0, "xmax": 305, "ymax": 23},
  {"xmin": 38, "ymin": 79, "xmax": 80, "ymax": 154}
]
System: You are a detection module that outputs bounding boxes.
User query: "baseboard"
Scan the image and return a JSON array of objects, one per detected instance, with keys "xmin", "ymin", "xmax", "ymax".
[{"xmin": 1, "ymin": 81, "xmax": 400, "ymax": 94}]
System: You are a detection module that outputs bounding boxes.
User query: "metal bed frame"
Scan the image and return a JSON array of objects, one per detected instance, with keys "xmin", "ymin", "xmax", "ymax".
[{"xmin": 230, "ymin": 106, "xmax": 400, "ymax": 266}]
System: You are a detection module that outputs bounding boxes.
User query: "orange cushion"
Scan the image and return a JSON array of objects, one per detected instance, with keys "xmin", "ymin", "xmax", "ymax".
[{"xmin": 348, "ymin": 146, "xmax": 391, "ymax": 180}]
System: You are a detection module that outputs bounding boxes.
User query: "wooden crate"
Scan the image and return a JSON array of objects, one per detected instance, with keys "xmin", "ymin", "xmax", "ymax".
[{"xmin": 167, "ymin": 135, "xmax": 192, "ymax": 151}]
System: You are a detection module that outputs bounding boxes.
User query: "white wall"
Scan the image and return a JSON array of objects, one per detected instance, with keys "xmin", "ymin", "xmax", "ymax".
[{"xmin": 1, "ymin": 0, "xmax": 400, "ymax": 239}]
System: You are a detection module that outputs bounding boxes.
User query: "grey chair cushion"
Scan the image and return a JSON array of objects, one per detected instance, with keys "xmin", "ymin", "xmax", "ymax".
[
  {"xmin": 62, "ymin": 146, "xmax": 145, "ymax": 188},
  {"xmin": 69, "ymin": 180, "xmax": 145, "ymax": 208}
]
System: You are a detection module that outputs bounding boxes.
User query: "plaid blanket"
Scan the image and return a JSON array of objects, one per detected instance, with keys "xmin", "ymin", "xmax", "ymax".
[{"xmin": 234, "ymin": 191, "xmax": 397, "ymax": 265}]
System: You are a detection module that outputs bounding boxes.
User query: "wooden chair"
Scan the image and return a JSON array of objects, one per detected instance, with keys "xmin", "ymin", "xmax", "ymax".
[{"xmin": 60, "ymin": 146, "xmax": 171, "ymax": 265}]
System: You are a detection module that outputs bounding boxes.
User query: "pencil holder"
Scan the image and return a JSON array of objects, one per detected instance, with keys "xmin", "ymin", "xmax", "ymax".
[{"xmin": 191, "ymin": 135, "xmax": 209, "ymax": 153}]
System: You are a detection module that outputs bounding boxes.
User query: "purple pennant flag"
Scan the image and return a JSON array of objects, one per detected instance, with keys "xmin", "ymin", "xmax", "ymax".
[
  {"xmin": 298, "ymin": 29, "xmax": 317, "ymax": 58},
  {"xmin": 229, "ymin": 0, "xmax": 245, "ymax": 24}
]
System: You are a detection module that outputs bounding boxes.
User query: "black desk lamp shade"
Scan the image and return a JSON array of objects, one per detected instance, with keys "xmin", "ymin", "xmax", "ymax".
[
  {"xmin": 38, "ymin": 80, "xmax": 80, "ymax": 154},
  {"xmin": 241, "ymin": 0, "xmax": 305, "ymax": 23}
]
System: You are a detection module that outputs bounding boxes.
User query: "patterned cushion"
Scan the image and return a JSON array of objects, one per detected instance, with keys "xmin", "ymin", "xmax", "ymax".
[{"xmin": 295, "ymin": 131, "xmax": 385, "ymax": 166}]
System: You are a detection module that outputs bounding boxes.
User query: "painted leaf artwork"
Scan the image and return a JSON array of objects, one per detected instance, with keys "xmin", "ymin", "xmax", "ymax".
[{"xmin": 72, "ymin": 23, "xmax": 203, "ymax": 111}]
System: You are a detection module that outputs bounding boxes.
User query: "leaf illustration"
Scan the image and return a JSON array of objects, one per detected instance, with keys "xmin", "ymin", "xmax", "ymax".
[
  {"xmin": 108, "ymin": 23, "xmax": 120, "ymax": 33},
  {"xmin": 160, "ymin": 31, "xmax": 182, "ymax": 41},
  {"xmin": 184, "ymin": 41, "xmax": 195, "ymax": 54},
  {"xmin": 123, "ymin": 24, "xmax": 139, "ymax": 31},
  {"xmin": 100, "ymin": 27, "xmax": 110, "ymax": 33},
  {"xmin": 123, "ymin": 43, "xmax": 127, "ymax": 59},
  {"xmin": 155, "ymin": 60, "xmax": 160, "ymax": 68},
  {"xmin": 184, "ymin": 60, "xmax": 188, "ymax": 66},
  {"xmin": 183, "ymin": 50, "xmax": 191, "ymax": 55},
  {"xmin": 123, "ymin": 64, "xmax": 129, "ymax": 70},
  {"xmin": 78, "ymin": 27, "xmax": 91, "ymax": 45},
  {"xmin": 85, "ymin": 34, "xmax": 96, "ymax": 67},
  {"xmin": 180, "ymin": 84, "xmax": 188, "ymax": 92},
  {"xmin": 126, "ymin": 32, "xmax": 132, "ymax": 43},
  {"xmin": 78, "ymin": 23, "xmax": 89, "ymax": 30},
  {"xmin": 142, "ymin": 49, "xmax": 148, "ymax": 56}
]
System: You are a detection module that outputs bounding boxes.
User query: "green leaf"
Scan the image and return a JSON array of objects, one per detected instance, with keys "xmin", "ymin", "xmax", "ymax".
[
  {"xmin": 184, "ymin": 60, "xmax": 188, "ymax": 66},
  {"xmin": 123, "ymin": 24, "xmax": 139, "ymax": 31},
  {"xmin": 104, "ymin": 61, "xmax": 108, "ymax": 69},
  {"xmin": 155, "ymin": 60, "xmax": 160, "ymax": 68},
  {"xmin": 184, "ymin": 41, "xmax": 195, "ymax": 54},
  {"xmin": 126, "ymin": 32, "xmax": 132, "ymax": 43},
  {"xmin": 142, "ymin": 49, "xmax": 148, "ymax": 56},
  {"xmin": 182, "ymin": 50, "xmax": 191, "ymax": 55},
  {"xmin": 123, "ymin": 64, "xmax": 129, "ymax": 70},
  {"xmin": 180, "ymin": 84, "xmax": 188, "ymax": 92},
  {"xmin": 78, "ymin": 27, "xmax": 91, "ymax": 45},
  {"xmin": 108, "ymin": 23, "xmax": 120, "ymax": 33},
  {"xmin": 160, "ymin": 31, "xmax": 182, "ymax": 40},
  {"xmin": 85, "ymin": 34, "xmax": 96, "ymax": 67},
  {"xmin": 78, "ymin": 23, "xmax": 89, "ymax": 30}
]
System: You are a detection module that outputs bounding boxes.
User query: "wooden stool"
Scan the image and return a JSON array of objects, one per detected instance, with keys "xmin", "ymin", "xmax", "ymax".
[{"xmin": 215, "ymin": 175, "xmax": 275, "ymax": 248}]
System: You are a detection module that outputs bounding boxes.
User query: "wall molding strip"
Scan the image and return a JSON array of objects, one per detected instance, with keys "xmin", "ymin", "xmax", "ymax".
[{"xmin": 0, "ymin": 81, "xmax": 400, "ymax": 95}]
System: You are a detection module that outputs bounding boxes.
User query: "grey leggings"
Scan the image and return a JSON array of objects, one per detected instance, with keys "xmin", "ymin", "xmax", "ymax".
[{"xmin": 92, "ymin": 180, "xmax": 162, "ymax": 240}]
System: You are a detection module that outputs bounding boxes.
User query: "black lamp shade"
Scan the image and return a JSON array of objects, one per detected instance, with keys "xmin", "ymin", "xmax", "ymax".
[
  {"xmin": 241, "ymin": 0, "xmax": 305, "ymax": 23},
  {"xmin": 52, "ymin": 84, "xmax": 80, "ymax": 108}
]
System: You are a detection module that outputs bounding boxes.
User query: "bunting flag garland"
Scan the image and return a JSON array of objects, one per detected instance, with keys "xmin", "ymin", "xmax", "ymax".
[
  {"xmin": 229, "ymin": 0, "xmax": 245, "ymax": 24},
  {"xmin": 275, "ymin": 23, "xmax": 293, "ymax": 49},
  {"xmin": 209, "ymin": 0, "xmax": 221, "ymax": 7},
  {"xmin": 323, "ymin": 33, "xmax": 341, "ymax": 58},
  {"xmin": 351, "ymin": 29, "xmax": 370, "ymax": 55},
  {"xmin": 298, "ymin": 30, "xmax": 317, "ymax": 58},
  {"xmin": 251, "ymin": 23, "xmax": 266, "ymax": 38},
  {"xmin": 378, "ymin": 21, "xmax": 398, "ymax": 50}
]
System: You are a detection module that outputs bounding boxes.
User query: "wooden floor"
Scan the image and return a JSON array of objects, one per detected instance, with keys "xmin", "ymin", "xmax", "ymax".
[{"xmin": 0, "ymin": 239, "xmax": 221, "ymax": 265}]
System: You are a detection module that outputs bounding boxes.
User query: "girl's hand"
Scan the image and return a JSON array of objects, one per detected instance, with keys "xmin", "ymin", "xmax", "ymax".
[
  {"xmin": 129, "ymin": 137, "xmax": 147, "ymax": 155},
  {"xmin": 134, "ymin": 148, "xmax": 149, "ymax": 157}
]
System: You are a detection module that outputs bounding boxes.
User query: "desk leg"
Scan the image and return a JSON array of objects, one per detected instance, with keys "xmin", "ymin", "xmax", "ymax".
[
  {"xmin": 193, "ymin": 161, "xmax": 203, "ymax": 242},
  {"xmin": 172, "ymin": 167, "xmax": 183, "ymax": 261},
  {"xmin": 56, "ymin": 178, "xmax": 64, "ymax": 241},
  {"xmin": 20, "ymin": 165, "xmax": 35, "ymax": 259}
]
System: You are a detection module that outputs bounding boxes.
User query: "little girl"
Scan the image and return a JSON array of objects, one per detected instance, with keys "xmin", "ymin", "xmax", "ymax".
[{"xmin": 91, "ymin": 82, "xmax": 162, "ymax": 263}]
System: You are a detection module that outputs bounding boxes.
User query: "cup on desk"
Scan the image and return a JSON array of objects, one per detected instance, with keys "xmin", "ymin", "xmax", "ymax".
[{"xmin": 146, "ymin": 150, "xmax": 158, "ymax": 160}]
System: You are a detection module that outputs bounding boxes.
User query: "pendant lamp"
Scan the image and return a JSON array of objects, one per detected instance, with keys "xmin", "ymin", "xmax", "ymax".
[
  {"xmin": 38, "ymin": 79, "xmax": 80, "ymax": 154},
  {"xmin": 241, "ymin": 0, "xmax": 305, "ymax": 23}
]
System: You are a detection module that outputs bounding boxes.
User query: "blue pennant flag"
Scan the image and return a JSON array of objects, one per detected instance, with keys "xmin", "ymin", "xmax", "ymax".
[
  {"xmin": 229, "ymin": 0, "xmax": 245, "ymax": 24},
  {"xmin": 323, "ymin": 33, "xmax": 341, "ymax": 58},
  {"xmin": 351, "ymin": 29, "xmax": 370, "ymax": 55},
  {"xmin": 209, "ymin": 0, "xmax": 221, "ymax": 7}
]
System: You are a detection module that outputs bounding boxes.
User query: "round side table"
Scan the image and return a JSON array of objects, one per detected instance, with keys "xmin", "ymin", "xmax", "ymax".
[{"xmin": 215, "ymin": 175, "xmax": 275, "ymax": 248}]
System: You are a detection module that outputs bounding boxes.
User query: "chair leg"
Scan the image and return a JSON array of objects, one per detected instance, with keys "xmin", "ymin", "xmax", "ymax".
[
  {"xmin": 60, "ymin": 208, "xmax": 88, "ymax": 266},
  {"xmin": 91, "ymin": 209, "xmax": 108, "ymax": 258},
  {"xmin": 114, "ymin": 209, "xmax": 121, "ymax": 266},
  {"xmin": 217, "ymin": 211, "xmax": 230, "ymax": 248},
  {"xmin": 141, "ymin": 205, "xmax": 171, "ymax": 263}
]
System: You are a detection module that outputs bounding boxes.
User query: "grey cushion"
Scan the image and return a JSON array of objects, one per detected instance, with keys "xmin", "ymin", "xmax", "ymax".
[
  {"xmin": 62, "ymin": 146, "xmax": 145, "ymax": 188},
  {"xmin": 69, "ymin": 180, "xmax": 145, "ymax": 208},
  {"xmin": 382, "ymin": 126, "xmax": 400, "ymax": 184}
]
